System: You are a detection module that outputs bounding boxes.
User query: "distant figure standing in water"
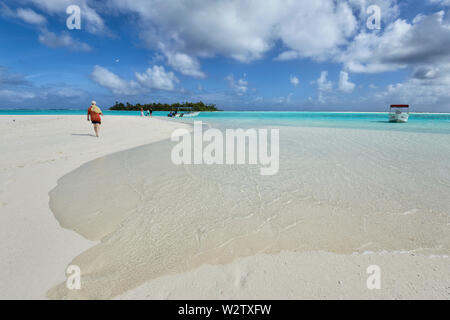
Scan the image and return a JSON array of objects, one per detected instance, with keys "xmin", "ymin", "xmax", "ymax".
[
  {"xmin": 140, "ymin": 108, "xmax": 144, "ymax": 117},
  {"xmin": 87, "ymin": 101, "xmax": 102, "ymax": 137}
]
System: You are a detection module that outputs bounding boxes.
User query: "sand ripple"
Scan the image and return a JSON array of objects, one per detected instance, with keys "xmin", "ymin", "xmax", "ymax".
[{"xmin": 48, "ymin": 126, "xmax": 450, "ymax": 299}]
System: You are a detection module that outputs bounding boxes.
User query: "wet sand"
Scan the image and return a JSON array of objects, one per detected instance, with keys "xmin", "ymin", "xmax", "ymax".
[{"xmin": 0, "ymin": 115, "xmax": 190, "ymax": 299}]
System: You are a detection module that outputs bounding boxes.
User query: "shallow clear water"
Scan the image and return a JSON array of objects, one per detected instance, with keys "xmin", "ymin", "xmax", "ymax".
[
  {"xmin": 2, "ymin": 109, "xmax": 450, "ymax": 134},
  {"xmin": 47, "ymin": 112, "xmax": 450, "ymax": 299},
  {"xmin": 189, "ymin": 111, "xmax": 450, "ymax": 135}
]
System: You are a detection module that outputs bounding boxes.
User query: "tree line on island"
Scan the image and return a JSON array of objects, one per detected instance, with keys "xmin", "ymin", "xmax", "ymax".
[{"xmin": 109, "ymin": 101, "xmax": 220, "ymax": 112}]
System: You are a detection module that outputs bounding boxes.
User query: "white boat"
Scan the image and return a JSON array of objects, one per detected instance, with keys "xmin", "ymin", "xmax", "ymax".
[
  {"xmin": 389, "ymin": 105, "xmax": 410, "ymax": 123},
  {"xmin": 183, "ymin": 112, "xmax": 200, "ymax": 117},
  {"xmin": 169, "ymin": 111, "xmax": 201, "ymax": 118}
]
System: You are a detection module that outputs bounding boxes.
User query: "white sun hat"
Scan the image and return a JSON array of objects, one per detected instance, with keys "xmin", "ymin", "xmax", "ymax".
[{"xmin": 91, "ymin": 100, "xmax": 97, "ymax": 105}]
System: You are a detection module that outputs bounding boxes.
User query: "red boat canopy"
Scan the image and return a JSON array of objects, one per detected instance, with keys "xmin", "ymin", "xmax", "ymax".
[{"xmin": 390, "ymin": 104, "xmax": 409, "ymax": 108}]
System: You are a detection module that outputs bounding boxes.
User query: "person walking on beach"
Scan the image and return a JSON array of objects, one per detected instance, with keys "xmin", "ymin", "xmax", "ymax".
[
  {"xmin": 87, "ymin": 101, "xmax": 102, "ymax": 137},
  {"xmin": 149, "ymin": 108, "xmax": 153, "ymax": 117},
  {"xmin": 140, "ymin": 108, "xmax": 144, "ymax": 117}
]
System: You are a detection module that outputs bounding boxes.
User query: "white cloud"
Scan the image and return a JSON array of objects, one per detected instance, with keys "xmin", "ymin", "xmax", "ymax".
[
  {"xmin": 0, "ymin": 65, "xmax": 89, "ymax": 104},
  {"xmin": 21, "ymin": 0, "xmax": 108, "ymax": 34},
  {"xmin": 318, "ymin": 92, "xmax": 326, "ymax": 104},
  {"xmin": 290, "ymin": 75, "xmax": 300, "ymax": 87},
  {"xmin": 39, "ymin": 31, "xmax": 92, "ymax": 52},
  {"xmin": 162, "ymin": 50, "xmax": 206, "ymax": 79},
  {"xmin": 225, "ymin": 74, "xmax": 248, "ymax": 96},
  {"xmin": 338, "ymin": 71, "xmax": 356, "ymax": 93},
  {"xmin": 0, "ymin": 89, "xmax": 35, "ymax": 100},
  {"xmin": 276, "ymin": 1, "xmax": 358, "ymax": 61},
  {"xmin": 339, "ymin": 11, "xmax": 450, "ymax": 73},
  {"xmin": 108, "ymin": 0, "xmax": 359, "ymax": 63},
  {"xmin": 273, "ymin": 93, "xmax": 293, "ymax": 105},
  {"xmin": 373, "ymin": 62, "xmax": 450, "ymax": 108},
  {"xmin": 1, "ymin": 3, "xmax": 93, "ymax": 52},
  {"xmin": 428, "ymin": 0, "xmax": 450, "ymax": 6},
  {"xmin": 254, "ymin": 96, "xmax": 263, "ymax": 103},
  {"xmin": 16, "ymin": 8, "xmax": 46, "ymax": 25},
  {"xmin": 348, "ymin": 0, "xmax": 400, "ymax": 24},
  {"xmin": 135, "ymin": 66, "xmax": 179, "ymax": 91},
  {"xmin": 0, "ymin": 3, "xmax": 47, "ymax": 25},
  {"xmin": 314, "ymin": 71, "xmax": 334, "ymax": 104},
  {"xmin": 91, "ymin": 65, "xmax": 179, "ymax": 95},
  {"xmin": 91, "ymin": 66, "xmax": 140, "ymax": 95},
  {"xmin": 317, "ymin": 71, "xmax": 333, "ymax": 91},
  {"xmin": 275, "ymin": 51, "xmax": 301, "ymax": 61},
  {"xmin": 0, "ymin": 66, "xmax": 30, "ymax": 86},
  {"xmin": 45, "ymin": 86, "xmax": 84, "ymax": 98},
  {"xmin": 335, "ymin": 9, "xmax": 450, "ymax": 110}
]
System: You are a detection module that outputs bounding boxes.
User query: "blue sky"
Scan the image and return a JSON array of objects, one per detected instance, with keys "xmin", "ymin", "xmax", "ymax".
[{"xmin": 1, "ymin": 0, "xmax": 450, "ymax": 112}]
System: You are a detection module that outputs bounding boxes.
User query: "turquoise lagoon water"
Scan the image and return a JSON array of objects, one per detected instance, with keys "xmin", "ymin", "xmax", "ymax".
[
  {"xmin": 184, "ymin": 111, "xmax": 450, "ymax": 135},
  {"xmin": 2, "ymin": 109, "xmax": 450, "ymax": 134}
]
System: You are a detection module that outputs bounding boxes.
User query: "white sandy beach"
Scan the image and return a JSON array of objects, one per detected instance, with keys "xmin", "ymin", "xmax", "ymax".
[
  {"xmin": 0, "ymin": 115, "xmax": 190, "ymax": 299},
  {"xmin": 117, "ymin": 251, "xmax": 449, "ymax": 300},
  {"xmin": 0, "ymin": 115, "xmax": 449, "ymax": 300}
]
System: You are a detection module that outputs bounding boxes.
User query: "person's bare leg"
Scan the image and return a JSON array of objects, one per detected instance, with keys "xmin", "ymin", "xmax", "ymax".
[{"xmin": 94, "ymin": 124, "xmax": 100, "ymax": 137}]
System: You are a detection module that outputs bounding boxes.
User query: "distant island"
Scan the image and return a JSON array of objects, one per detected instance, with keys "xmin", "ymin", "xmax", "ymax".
[{"xmin": 109, "ymin": 101, "xmax": 220, "ymax": 112}]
